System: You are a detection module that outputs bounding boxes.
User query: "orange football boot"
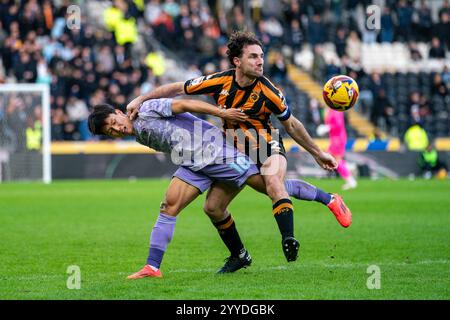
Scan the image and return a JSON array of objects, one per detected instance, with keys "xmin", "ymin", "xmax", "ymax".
[
  {"xmin": 127, "ymin": 265, "xmax": 162, "ymax": 279},
  {"xmin": 327, "ymin": 194, "xmax": 352, "ymax": 228}
]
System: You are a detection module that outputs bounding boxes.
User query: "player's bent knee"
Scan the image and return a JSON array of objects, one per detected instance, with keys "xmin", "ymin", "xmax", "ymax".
[
  {"xmin": 203, "ymin": 202, "xmax": 225, "ymax": 221},
  {"xmin": 203, "ymin": 201, "xmax": 217, "ymax": 216},
  {"xmin": 265, "ymin": 178, "xmax": 288, "ymax": 200}
]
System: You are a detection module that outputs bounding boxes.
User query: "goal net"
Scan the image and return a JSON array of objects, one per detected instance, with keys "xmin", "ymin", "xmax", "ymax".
[{"xmin": 0, "ymin": 84, "xmax": 51, "ymax": 183}]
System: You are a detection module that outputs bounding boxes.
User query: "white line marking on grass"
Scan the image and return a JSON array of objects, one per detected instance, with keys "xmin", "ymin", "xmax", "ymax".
[
  {"xmin": 164, "ymin": 259, "xmax": 450, "ymax": 273},
  {"xmin": 4, "ymin": 260, "xmax": 449, "ymax": 280}
]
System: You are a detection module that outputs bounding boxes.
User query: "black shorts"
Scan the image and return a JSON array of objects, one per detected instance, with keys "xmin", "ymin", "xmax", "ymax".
[{"xmin": 245, "ymin": 137, "xmax": 287, "ymax": 169}]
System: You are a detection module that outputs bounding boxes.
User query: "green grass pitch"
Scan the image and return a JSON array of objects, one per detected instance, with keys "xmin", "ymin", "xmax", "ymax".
[{"xmin": 0, "ymin": 178, "xmax": 449, "ymax": 300}]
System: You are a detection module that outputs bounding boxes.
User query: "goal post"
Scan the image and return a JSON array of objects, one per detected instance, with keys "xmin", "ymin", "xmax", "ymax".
[{"xmin": 0, "ymin": 84, "xmax": 51, "ymax": 183}]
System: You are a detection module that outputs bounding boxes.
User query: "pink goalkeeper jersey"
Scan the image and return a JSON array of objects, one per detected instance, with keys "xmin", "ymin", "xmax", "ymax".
[{"xmin": 325, "ymin": 109, "xmax": 347, "ymax": 157}]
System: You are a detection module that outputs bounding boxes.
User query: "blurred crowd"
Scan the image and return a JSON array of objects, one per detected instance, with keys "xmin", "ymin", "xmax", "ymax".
[{"xmin": 0, "ymin": 0, "xmax": 449, "ymax": 143}]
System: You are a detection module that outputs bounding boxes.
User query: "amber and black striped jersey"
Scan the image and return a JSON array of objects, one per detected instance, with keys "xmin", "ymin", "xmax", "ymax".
[{"xmin": 184, "ymin": 69, "xmax": 292, "ymax": 159}]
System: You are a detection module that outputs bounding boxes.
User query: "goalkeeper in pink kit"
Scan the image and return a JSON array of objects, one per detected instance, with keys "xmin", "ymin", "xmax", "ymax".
[{"xmin": 318, "ymin": 108, "xmax": 357, "ymax": 190}]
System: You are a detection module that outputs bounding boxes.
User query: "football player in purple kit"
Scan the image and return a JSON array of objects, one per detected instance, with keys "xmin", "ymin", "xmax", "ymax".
[
  {"xmin": 126, "ymin": 31, "xmax": 354, "ymax": 266},
  {"xmin": 88, "ymin": 98, "xmax": 351, "ymax": 278}
]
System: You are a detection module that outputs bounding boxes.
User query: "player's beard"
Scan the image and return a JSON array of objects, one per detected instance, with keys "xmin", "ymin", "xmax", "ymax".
[{"xmin": 244, "ymin": 66, "xmax": 263, "ymax": 79}]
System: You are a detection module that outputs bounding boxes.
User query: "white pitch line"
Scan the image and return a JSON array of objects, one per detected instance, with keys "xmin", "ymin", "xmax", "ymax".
[
  {"xmin": 3, "ymin": 260, "xmax": 449, "ymax": 281},
  {"xmin": 166, "ymin": 259, "xmax": 450, "ymax": 273}
]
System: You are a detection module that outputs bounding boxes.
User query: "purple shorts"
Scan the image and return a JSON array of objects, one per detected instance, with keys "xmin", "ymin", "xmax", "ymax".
[{"xmin": 173, "ymin": 156, "xmax": 259, "ymax": 193}]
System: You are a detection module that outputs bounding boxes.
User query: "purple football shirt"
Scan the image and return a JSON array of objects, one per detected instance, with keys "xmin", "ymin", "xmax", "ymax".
[{"xmin": 133, "ymin": 99, "xmax": 236, "ymax": 171}]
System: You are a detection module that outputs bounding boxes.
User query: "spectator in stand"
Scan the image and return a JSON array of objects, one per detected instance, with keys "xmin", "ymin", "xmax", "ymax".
[
  {"xmin": 428, "ymin": 37, "xmax": 446, "ymax": 59},
  {"xmin": 144, "ymin": 0, "xmax": 162, "ymax": 26},
  {"xmin": 415, "ymin": 0, "xmax": 432, "ymax": 42},
  {"xmin": 66, "ymin": 94, "xmax": 90, "ymax": 140},
  {"xmin": 308, "ymin": 98, "xmax": 322, "ymax": 128},
  {"xmin": 442, "ymin": 66, "xmax": 450, "ymax": 87},
  {"xmin": 369, "ymin": 72, "xmax": 385, "ymax": 101},
  {"xmin": 334, "ymin": 27, "xmax": 347, "ymax": 58},
  {"xmin": 173, "ymin": 3, "xmax": 190, "ymax": 37},
  {"xmin": 311, "ymin": 45, "xmax": 326, "ymax": 82},
  {"xmin": 14, "ymin": 51, "xmax": 37, "ymax": 83},
  {"xmin": 433, "ymin": 12, "xmax": 450, "ymax": 51},
  {"xmin": 2, "ymin": 4, "xmax": 19, "ymax": 31},
  {"xmin": 153, "ymin": 10, "xmax": 176, "ymax": 48},
  {"xmin": 345, "ymin": 0, "xmax": 361, "ymax": 30},
  {"xmin": 371, "ymin": 89, "xmax": 394, "ymax": 133},
  {"xmin": 409, "ymin": 91, "xmax": 432, "ymax": 125},
  {"xmin": 163, "ymin": 0, "xmax": 180, "ymax": 18},
  {"xmin": 329, "ymin": 0, "xmax": 343, "ymax": 24},
  {"xmin": 264, "ymin": 16, "xmax": 284, "ymax": 48},
  {"xmin": 395, "ymin": 0, "xmax": 414, "ymax": 42},
  {"xmin": 419, "ymin": 94, "xmax": 432, "ymax": 119},
  {"xmin": 309, "ymin": 0, "xmax": 327, "ymax": 15},
  {"xmin": 346, "ymin": 30, "xmax": 362, "ymax": 62},
  {"xmin": 6, "ymin": 96, "xmax": 27, "ymax": 151},
  {"xmin": 96, "ymin": 45, "xmax": 115, "ymax": 74},
  {"xmin": 285, "ymin": 19, "xmax": 304, "ymax": 54},
  {"xmin": 380, "ymin": 6, "xmax": 394, "ymax": 43},
  {"xmin": 179, "ymin": 28, "xmax": 199, "ymax": 64},
  {"xmin": 197, "ymin": 32, "xmax": 218, "ymax": 66},
  {"xmin": 340, "ymin": 56, "xmax": 362, "ymax": 79},
  {"xmin": 269, "ymin": 51, "xmax": 288, "ymax": 85},
  {"xmin": 230, "ymin": 6, "xmax": 246, "ymax": 32},
  {"xmin": 439, "ymin": 0, "xmax": 450, "ymax": 20},
  {"xmin": 255, "ymin": 20, "xmax": 271, "ymax": 51},
  {"xmin": 51, "ymin": 106, "xmax": 66, "ymax": 141},
  {"xmin": 325, "ymin": 57, "xmax": 341, "ymax": 81},
  {"xmin": 431, "ymin": 74, "xmax": 448, "ymax": 98},
  {"xmin": 36, "ymin": 54, "xmax": 51, "ymax": 84},
  {"xmin": 283, "ymin": 0, "xmax": 304, "ymax": 27},
  {"xmin": 308, "ymin": 14, "xmax": 327, "ymax": 47}
]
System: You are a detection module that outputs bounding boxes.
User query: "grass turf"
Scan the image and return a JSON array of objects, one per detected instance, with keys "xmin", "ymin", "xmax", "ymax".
[{"xmin": 0, "ymin": 178, "xmax": 449, "ymax": 300}]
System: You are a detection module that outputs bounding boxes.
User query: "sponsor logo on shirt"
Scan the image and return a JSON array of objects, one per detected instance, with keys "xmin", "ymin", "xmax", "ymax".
[{"xmin": 189, "ymin": 76, "xmax": 205, "ymax": 86}]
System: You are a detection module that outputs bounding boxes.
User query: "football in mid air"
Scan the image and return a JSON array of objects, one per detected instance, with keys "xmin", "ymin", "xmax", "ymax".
[{"xmin": 322, "ymin": 75, "xmax": 359, "ymax": 111}]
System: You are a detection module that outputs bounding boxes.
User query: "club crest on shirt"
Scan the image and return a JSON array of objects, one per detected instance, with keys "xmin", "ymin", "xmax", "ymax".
[{"xmin": 250, "ymin": 92, "xmax": 259, "ymax": 103}]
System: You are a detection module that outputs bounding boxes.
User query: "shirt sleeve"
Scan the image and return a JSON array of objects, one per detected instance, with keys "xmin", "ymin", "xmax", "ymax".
[
  {"xmin": 138, "ymin": 98, "xmax": 173, "ymax": 118},
  {"xmin": 184, "ymin": 74, "xmax": 225, "ymax": 96}
]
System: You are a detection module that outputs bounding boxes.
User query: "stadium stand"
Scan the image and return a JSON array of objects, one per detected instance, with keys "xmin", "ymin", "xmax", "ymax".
[{"xmin": 0, "ymin": 0, "xmax": 449, "ymax": 144}]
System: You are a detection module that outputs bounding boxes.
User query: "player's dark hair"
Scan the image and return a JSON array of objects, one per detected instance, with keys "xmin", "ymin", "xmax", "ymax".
[
  {"xmin": 88, "ymin": 104, "xmax": 116, "ymax": 135},
  {"xmin": 226, "ymin": 30, "xmax": 263, "ymax": 67}
]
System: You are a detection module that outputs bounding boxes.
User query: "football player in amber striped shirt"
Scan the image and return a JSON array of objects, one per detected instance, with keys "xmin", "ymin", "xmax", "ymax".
[{"xmin": 126, "ymin": 31, "xmax": 340, "ymax": 262}]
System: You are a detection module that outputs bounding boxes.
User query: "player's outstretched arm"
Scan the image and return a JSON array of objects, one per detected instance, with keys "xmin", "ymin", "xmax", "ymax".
[
  {"xmin": 127, "ymin": 82, "xmax": 185, "ymax": 120},
  {"xmin": 171, "ymin": 99, "xmax": 247, "ymax": 123},
  {"xmin": 281, "ymin": 116, "xmax": 337, "ymax": 171}
]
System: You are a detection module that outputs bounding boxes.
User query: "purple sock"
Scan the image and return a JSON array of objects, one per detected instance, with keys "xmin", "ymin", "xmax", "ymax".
[
  {"xmin": 146, "ymin": 213, "xmax": 177, "ymax": 269},
  {"xmin": 285, "ymin": 179, "xmax": 332, "ymax": 205}
]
